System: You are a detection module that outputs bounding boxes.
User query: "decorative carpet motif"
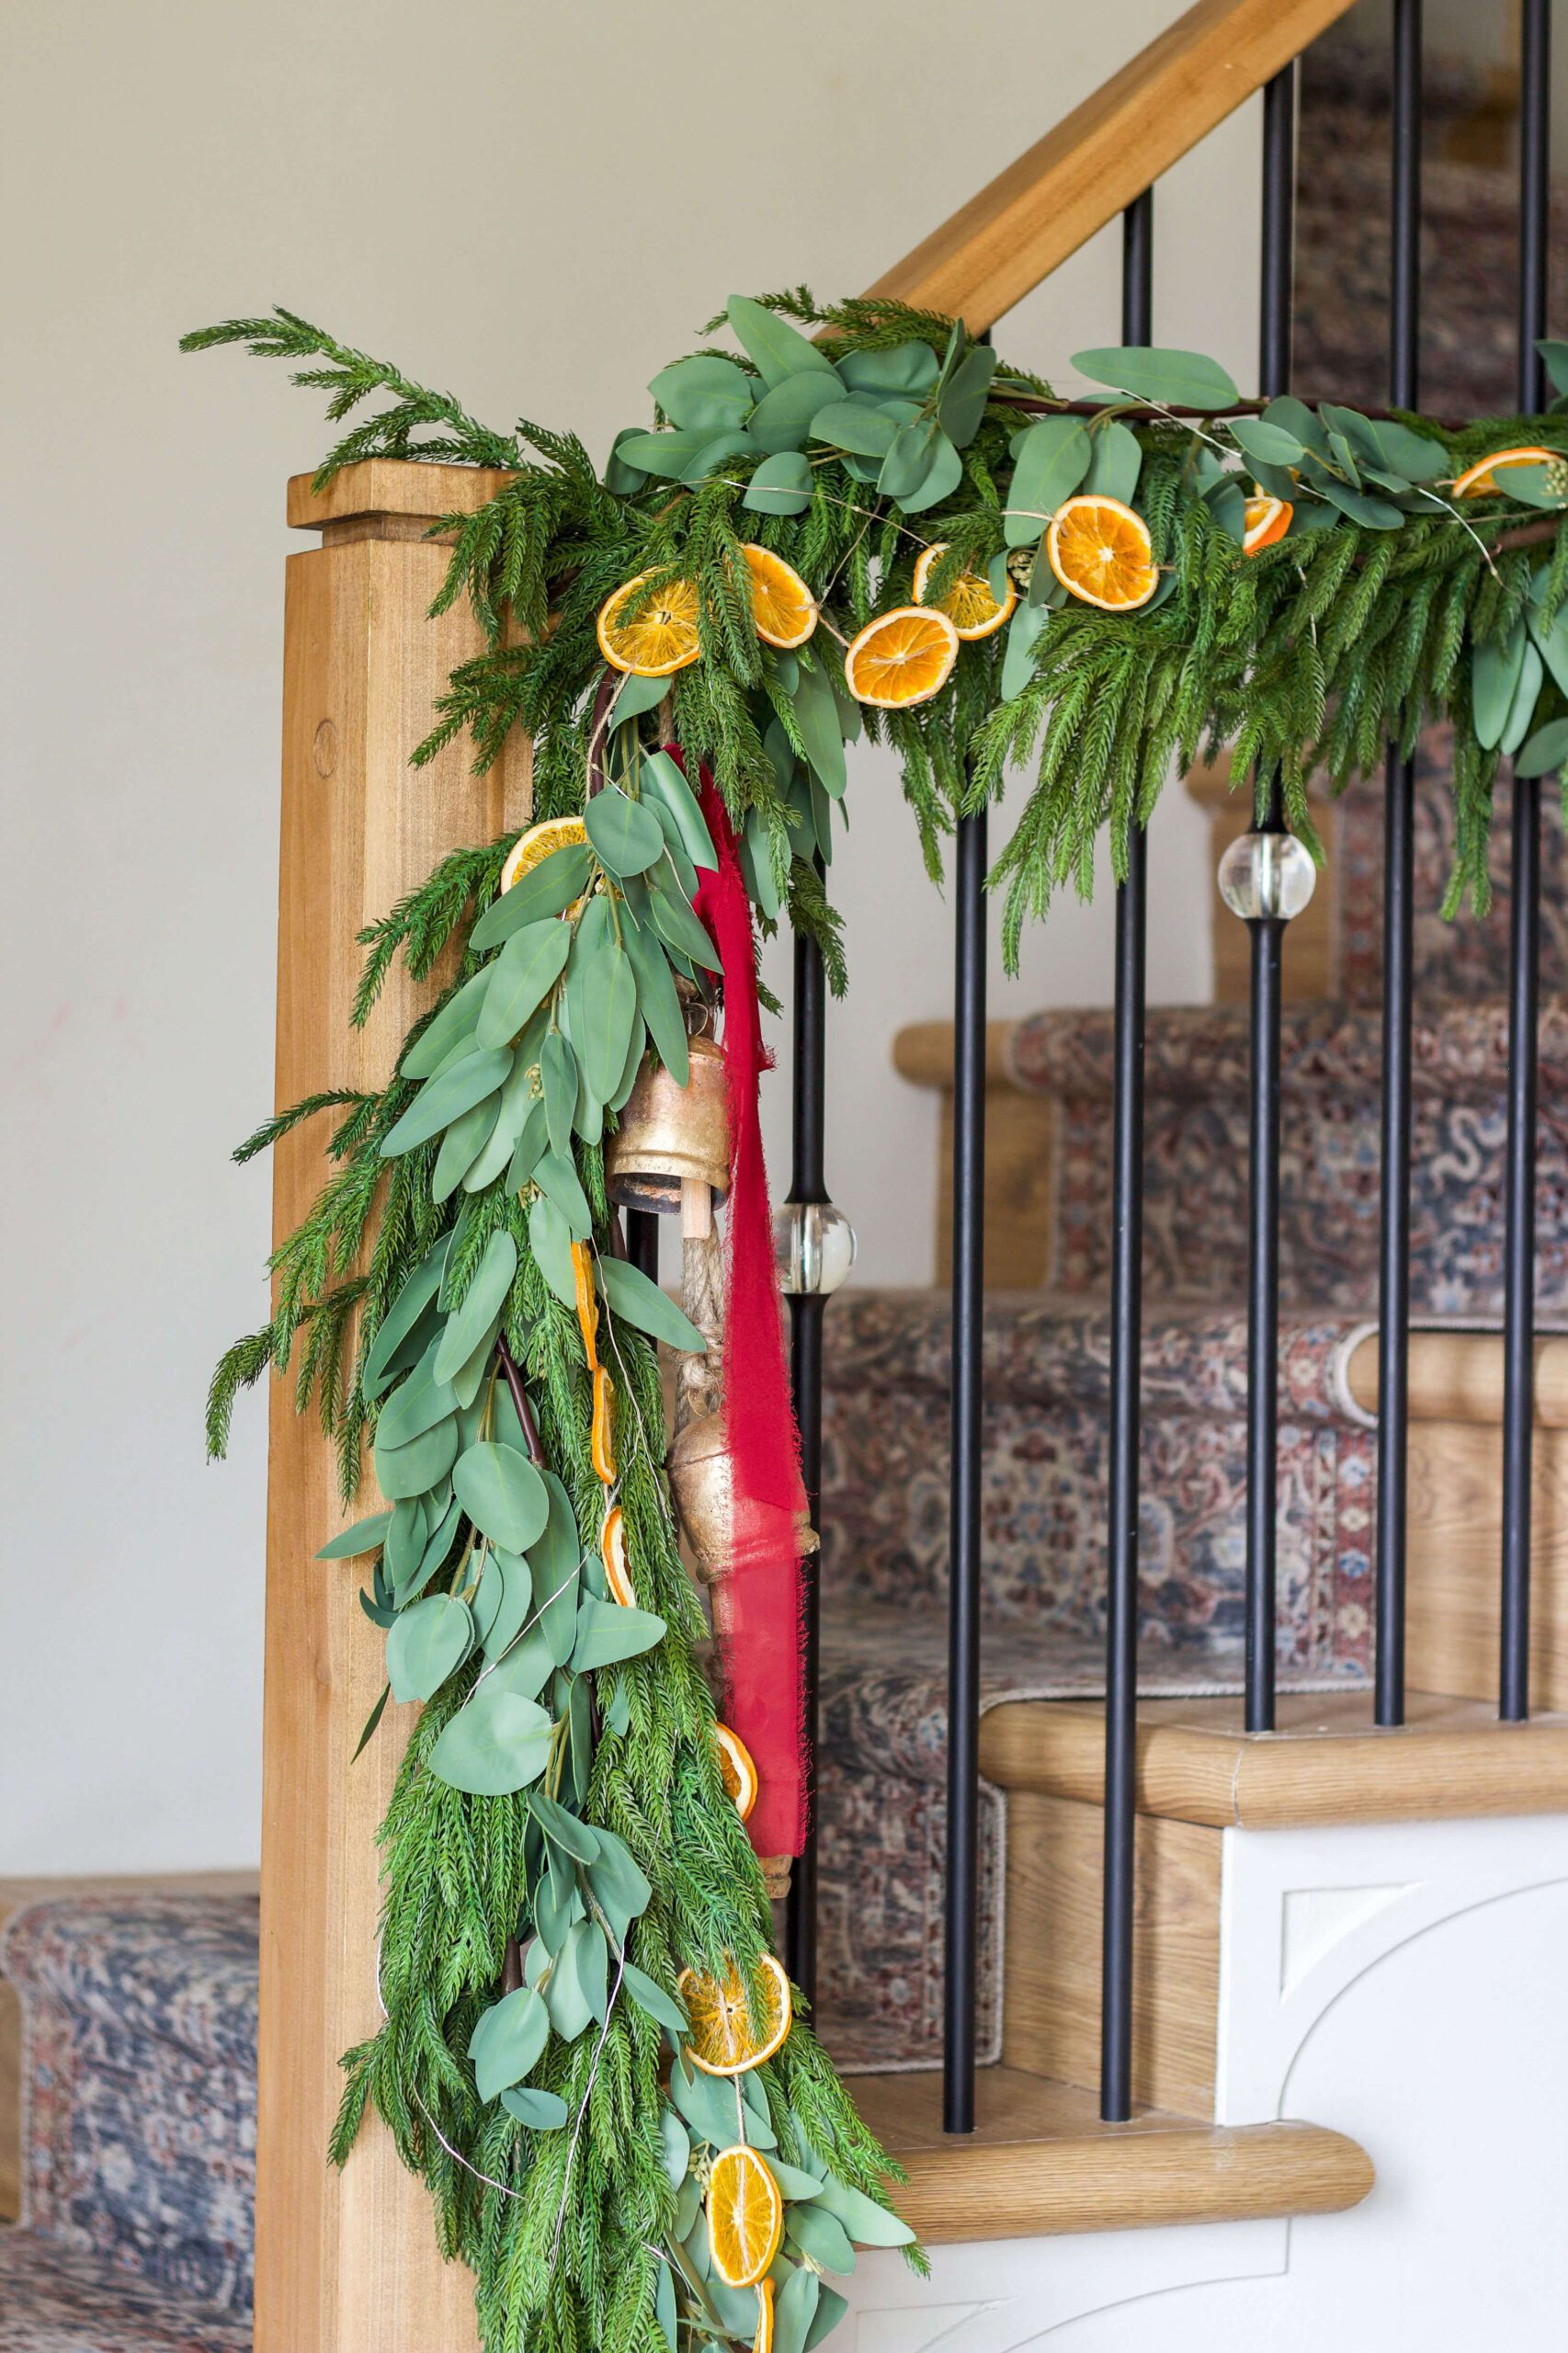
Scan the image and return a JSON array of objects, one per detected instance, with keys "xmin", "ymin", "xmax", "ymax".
[
  {"xmin": 0, "ymin": 2232, "xmax": 251, "ymax": 2353},
  {"xmin": 3, "ymin": 1900, "xmax": 257, "ymax": 2314}
]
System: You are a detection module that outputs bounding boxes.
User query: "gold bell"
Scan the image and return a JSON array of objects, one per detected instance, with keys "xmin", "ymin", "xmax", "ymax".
[
  {"xmin": 607, "ymin": 1038, "xmax": 731, "ymax": 1215},
  {"xmin": 665, "ymin": 1414, "xmax": 819, "ymax": 1586}
]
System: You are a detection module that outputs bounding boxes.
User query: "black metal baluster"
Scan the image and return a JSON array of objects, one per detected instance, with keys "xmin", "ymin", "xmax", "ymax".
[
  {"xmin": 943, "ymin": 803, "xmax": 987, "ymax": 2136},
  {"xmin": 1242, "ymin": 64, "xmax": 1297, "ymax": 1736},
  {"xmin": 626, "ymin": 1210, "xmax": 660, "ymax": 1285},
  {"xmin": 1502, "ymin": 0, "xmax": 1551, "ymax": 1720},
  {"xmin": 784, "ymin": 929, "xmax": 825, "ymax": 2000},
  {"xmin": 1375, "ymin": 0, "xmax": 1423, "ymax": 1729},
  {"xmin": 1101, "ymin": 188, "xmax": 1152, "ymax": 2128}
]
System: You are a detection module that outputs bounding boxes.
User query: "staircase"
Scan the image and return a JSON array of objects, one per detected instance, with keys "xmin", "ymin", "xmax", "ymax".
[
  {"xmin": 0, "ymin": 1894, "xmax": 256, "ymax": 2351},
  {"xmin": 803, "ymin": 721, "xmax": 1568, "ymax": 2249}
]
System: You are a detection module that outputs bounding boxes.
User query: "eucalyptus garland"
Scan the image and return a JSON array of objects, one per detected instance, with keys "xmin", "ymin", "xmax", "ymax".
[{"xmin": 194, "ymin": 288, "xmax": 1568, "ymax": 2353}]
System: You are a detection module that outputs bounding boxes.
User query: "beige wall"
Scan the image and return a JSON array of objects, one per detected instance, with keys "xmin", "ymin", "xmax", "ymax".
[{"xmin": 0, "ymin": 0, "xmax": 1258, "ymax": 1874}]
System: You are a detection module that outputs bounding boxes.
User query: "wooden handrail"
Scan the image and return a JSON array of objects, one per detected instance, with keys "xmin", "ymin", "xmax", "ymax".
[{"xmin": 863, "ymin": 0, "xmax": 1360, "ymax": 329}]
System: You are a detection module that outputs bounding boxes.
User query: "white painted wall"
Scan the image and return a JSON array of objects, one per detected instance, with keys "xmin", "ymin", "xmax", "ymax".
[{"xmin": 0, "ymin": 0, "xmax": 1256, "ymax": 1873}]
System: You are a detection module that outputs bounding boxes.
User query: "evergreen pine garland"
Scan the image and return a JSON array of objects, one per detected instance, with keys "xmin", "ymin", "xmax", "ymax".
[{"xmin": 192, "ymin": 290, "xmax": 1568, "ymax": 2353}]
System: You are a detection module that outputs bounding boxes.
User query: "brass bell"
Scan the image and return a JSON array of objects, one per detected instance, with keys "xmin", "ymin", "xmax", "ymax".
[
  {"xmin": 607, "ymin": 1037, "xmax": 731, "ymax": 1215},
  {"xmin": 665, "ymin": 1414, "xmax": 818, "ymax": 1586}
]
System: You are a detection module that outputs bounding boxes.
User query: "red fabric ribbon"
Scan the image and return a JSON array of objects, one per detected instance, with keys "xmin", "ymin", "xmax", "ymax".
[{"xmin": 665, "ymin": 748, "xmax": 809, "ymax": 1858}]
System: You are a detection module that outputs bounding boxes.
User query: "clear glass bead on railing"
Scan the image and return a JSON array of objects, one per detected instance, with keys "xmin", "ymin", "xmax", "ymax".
[
  {"xmin": 773, "ymin": 1200, "xmax": 857, "ymax": 1295},
  {"xmin": 1217, "ymin": 829, "xmax": 1317, "ymax": 923}
]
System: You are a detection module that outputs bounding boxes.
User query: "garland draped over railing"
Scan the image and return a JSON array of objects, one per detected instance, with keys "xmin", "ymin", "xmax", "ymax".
[{"xmin": 193, "ymin": 287, "xmax": 1568, "ymax": 2353}]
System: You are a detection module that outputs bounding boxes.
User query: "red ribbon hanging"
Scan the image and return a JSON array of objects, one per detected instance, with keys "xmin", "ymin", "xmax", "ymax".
[{"xmin": 664, "ymin": 748, "xmax": 809, "ymax": 1859}]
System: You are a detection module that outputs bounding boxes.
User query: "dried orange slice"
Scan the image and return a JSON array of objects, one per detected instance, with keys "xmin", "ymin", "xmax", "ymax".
[
  {"xmin": 676, "ymin": 1955, "xmax": 791, "ymax": 2075},
  {"xmin": 1047, "ymin": 494, "xmax": 1158, "ymax": 610},
  {"xmin": 741, "ymin": 545, "xmax": 817, "ymax": 650},
  {"xmin": 591, "ymin": 1365, "xmax": 617, "ymax": 1484},
  {"xmin": 602, "ymin": 1505, "xmax": 636, "ymax": 1607},
  {"xmin": 597, "ymin": 572, "xmax": 701, "ymax": 676},
  {"xmin": 570, "ymin": 1242, "xmax": 598, "ymax": 1371},
  {"xmin": 708, "ymin": 2146, "xmax": 784, "ymax": 2288},
  {"xmin": 753, "ymin": 2279, "xmax": 775, "ymax": 2353},
  {"xmin": 1243, "ymin": 495, "xmax": 1292, "ymax": 554},
  {"xmin": 500, "ymin": 815, "xmax": 588, "ymax": 897},
  {"xmin": 713, "ymin": 1723, "xmax": 758, "ymax": 1823},
  {"xmin": 844, "ymin": 606, "xmax": 960, "ymax": 708},
  {"xmin": 1452, "ymin": 446, "xmax": 1559, "ymax": 498},
  {"xmin": 912, "ymin": 543, "xmax": 1016, "ymax": 640}
]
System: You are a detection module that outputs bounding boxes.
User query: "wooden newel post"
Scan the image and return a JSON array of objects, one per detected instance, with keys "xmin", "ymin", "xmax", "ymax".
[{"xmin": 258, "ymin": 460, "xmax": 528, "ymax": 2353}]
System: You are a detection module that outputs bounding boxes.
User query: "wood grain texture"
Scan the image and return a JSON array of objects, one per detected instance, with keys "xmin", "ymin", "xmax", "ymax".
[
  {"xmin": 0, "ymin": 1872, "xmax": 260, "ymax": 2223},
  {"xmin": 862, "ymin": 0, "xmax": 1361, "ymax": 328},
  {"xmin": 259, "ymin": 471, "xmax": 529, "ymax": 2353},
  {"xmin": 1001, "ymin": 1794, "xmax": 1221, "ymax": 2115},
  {"xmin": 979, "ymin": 1688, "xmax": 1568, "ymax": 1826},
  {"xmin": 1347, "ymin": 1329, "xmax": 1568, "ymax": 1427},
  {"xmin": 1403, "ymin": 1419, "xmax": 1568, "ymax": 1712},
  {"xmin": 286, "ymin": 460, "xmax": 517, "ymax": 530},
  {"xmin": 851, "ymin": 2067, "xmax": 1372, "ymax": 2242}
]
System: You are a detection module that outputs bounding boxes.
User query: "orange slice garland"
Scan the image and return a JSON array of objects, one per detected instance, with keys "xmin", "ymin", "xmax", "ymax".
[
  {"xmin": 500, "ymin": 815, "xmax": 588, "ymax": 897},
  {"xmin": 844, "ymin": 605, "xmax": 960, "ymax": 708},
  {"xmin": 590, "ymin": 1364, "xmax": 617, "ymax": 1484},
  {"xmin": 601, "ymin": 1505, "xmax": 636, "ymax": 1608},
  {"xmin": 569, "ymin": 1241, "xmax": 598, "ymax": 1370},
  {"xmin": 741, "ymin": 544, "xmax": 817, "ymax": 649},
  {"xmin": 1242, "ymin": 494, "xmax": 1291, "ymax": 555},
  {"xmin": 912, "ymin": 542, "xmax": 1016, "ymax": 639},
  {"xmin": 676, "ymin": 1955, "xmax": 791, "ymax": 2075},
  {"xmin": 753, "ymin": 2279, "xmax": 775, "ymax": 2353},
  {"xmin": 1451, "ymin": 445, "xmax": 1559, "ymax": 498},
  {"xmin": 713, "ymin": 1723, "xmax": 759, "ymax": 1822},
  {"xmin": 597, "ymin": 572, "xmax": 702, "ymax": 676},
  {"xmin": 707, "ymin": 2146, "xmax": 784, "ymax": 2289},
  {"xmin": 1046, "ymin": 494, "xmax": 1159, "ymax": 610}
]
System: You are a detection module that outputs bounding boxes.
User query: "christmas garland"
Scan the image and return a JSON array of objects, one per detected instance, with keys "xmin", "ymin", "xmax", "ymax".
[{"xmin": 192, "ymin": 289, "xmax": 1568, "ymax": 2353}]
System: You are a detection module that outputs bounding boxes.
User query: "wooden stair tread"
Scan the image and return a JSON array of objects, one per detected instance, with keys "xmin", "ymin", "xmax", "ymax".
[
  {"xmin": 980, "ymin": 1687, "xmax": 1568, "ymax": 1826},
  {"xmin": 852, "ymin": 2066, "xmax": 1372, "ymax": 2243}
]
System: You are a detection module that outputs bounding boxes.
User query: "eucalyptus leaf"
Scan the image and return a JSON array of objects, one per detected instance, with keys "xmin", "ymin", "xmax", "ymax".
[
  {"xmin": 1006, "ymin": 417, "xmax": 1090, "ymax": 544},
  {"xmin": 839, "ymin": 341, "xmax": 939, "ymax": 398},
  {"xmin": 647, "ymin": 864, "xmax": 722, "ymax": 970},
  {"xmin": 668, "ymin": 2052, "xmax": 741, "ymax": 2149},
  {"xmin": 747, "ymin": 371, "xmax": 844, "ymax": 456},
  {"xmin": 1514, "ymin": 716, "xmax": 1568, "ymax": 776},
  {"xmin": 586, "ymin": 1827, "xmax": 653, "ymax": 1943},
  {"xmin": 479, "ymin": 1550, "xmax": 534, "ymax": 1663},
  {"xmin": 568, "ymin": 932, "xmax": 637, "ymax": 1104},
  {"xmin": 768, "ymin": 2158, "xmax": 825, "ymax": 2200},
  {"xmin": 374, "ymin": 1413, "xmax": 460, "ymax": 1501},
  {"xmin": 376, "ymin": 1335, "xmax": 460, "ymax": 1452},
  {"xmin": 1261, "ymin": 395, "xmax": 1331, "ymax": 459},
  {"xmin": 1084, "ymin": 419, "xmax": 1142, "ymax": 503},
  {"xmin": 937, "ymin": 343, "xmax": 997, "ymax": 447},
  {"xmin": 540, "ymin": 1029, "xmax": 578, "ymax": 1158},
  {"xmin": 744, "ymin": 809, "xmax": 782, "ymax": 920},
  {"xmin": 1474, "ymin": 621, "xmax": 1528, "ymax": 750},
  {"xmin": 433, "ymin": 1231, "xmax": 517, "ymax": 1383},
  {"xmin": 381, "ymin": 1047, "xmax": 513, "ymax": 1159},
  {"xmin": 1528, "ymin": 596, "xmax": 1568, "ymax": 697},
  {"xmin": 893, "ymin": 427, "xmax": 963, "ymax": 513},
  {"xmin": 790, "ymin": 657, "xmax": 847, "ymax": 798},
  {"xmin": 483, "ymin": 1621, "xmax": 554, "ymax": 1699},
  {"xmin": 1072, "ymin": 344, "xmax": 1239, "ymax": 409},
  {"xmin": 654, "ymin": 2256, "xmax": 677, "ymax": 2353},
  {"xmin": 774, "ymin": 2267, "xmax": 821, "ymax": 2353},
  {"xmin": 809, "ymin": 2173, "xmax": 915, "ymax": 2246},
  {"xmin": 608, "ymin": 668, "xmax": 670, "ymax": 726},
  {"xmin": 454, "ymin": 1441, "xmax": 549, "ymax": 1552},
  {"xmin": 1229, "ymin": 415, "xmax": 1307, "ymax": 469},
  {"xmin": 649, "ymin": 355, "xmax": 754, "ymax": 433},
  {"xmin": 605, "ymin": 426, "xmax": 649, "ymax": 494},
  {"xmin": 478, "ymin": 919, "xmax": 572, "ymax": 1050},
  {"xmin": 1368, "ymin": 418, "xmax": 1449, "ymax": 482},
  {"xmin": 785, "ymin": 2203, "xmax": 856, "ymax": 2275},
  {"xmin": 810, "ymin": 397, "xmax": 900, "ymax": 459},
  {"xmin": 743, "ymin": 450, "xmax": 814, "ymax": 513},
  {"xmin": 619, "ymin": 1961, "xmax": 687, "ymax": 2037},
  {"xmin": 585, "ymin": 788, "xmax": 665, "ymax": 879},
  {"xmin": 316, "ymin": 1509, "xmax": 393, "ymax": 1562},
  {"xmin": 531, "ymin": 1789, "xmax": 599, "ymax": 1863},
  {"xmin": 608, "ymin": 1009, "xmax": 647, "ymax": 1114},
  {"xmin": 544, "ymin": 1918, "xmax": 597, "ymax": 2040},
  {"xmin": 401, "ymin": 967, "xmax": 494, "ymax": 1079},
  {"xmin": 611, "ymin": 426, "xmax": 718, "ymax": 480},
  {"xmin": 686, "ymin": 431, "xmax": 764, "ymax": 480},
  {"xmin": 659, "ymin": 2105, "xmax": 690, "ymax": 2188},
  {"xmin": 533, "ymin": 1847, "xmax": 578, "ymax": 1954},
  {"xmin": 362, "ymin": 1239, "xmax": 449, "ymax": 1401},
  {"xmin": 1502, "ymin": 641, "xmax": 1545, "ymax": 756},
  {"xmin": 432, "ymin": 1093, "xmax": 499, "ymax": 1204},
  {"xmin": 500, "ymin": 2085, "xmax": 568, "ymax": 2130},
  {"xmin": 464, "ymin": 1041, "xmax": 542, "ymax": 1192},
  {"xmin": 427, "ymin": 1688, "xmax": 552, "ymax": 1795},
  {"xmin": 386, "ymin": 1592, "xmax": 472, "ymax": 1705},
  {"xmin": 469, "ymin": 1983, "xmax": 550, "ymax": 2100},
  {"xmin": 503, "ymin": 1093, "xmax": 549, "ymax": 1199},
  {"xmin": 398, "ymin": 1495, "xmax": 462, "ymax": 1604},
  {"xmin": 471, "ymin": 844, "xmax": 593, "ymax": 951},
  {"xmin": 622, "ymin": 915, "xmax": 691, "ymax": 1086},
  {"xmin": 877, "ymin": 418, "xmax": 937, "ymax": 501},
  {"xmin": 1309, "ymin": 473, "xmax": 1404, "ymax": 529},
  {"xmin": 597, "ymin": 1254, "xmax": 707, "ymax": 1350},
  {"xmin": 803, "ymin": 2287, "xmax": 848, "ymax": 2353},
  {"xmin": 1000, "ymin": 599, "xmax": 1051, "ymax": 702},
  {"xmin": 1495, "ymin": 461, "xmax": 1568, "ymax": 510},
  {"xmin": 533, "ymin": 1149, "xmax": 593, "ymax": 1239},
  {"xmin": 726, "ymin": 294, "xmax": 838, "ymax": 390},
  {"xmin": 572, "ymin": 1594, "xmax": 666, "ymax": 1669},
  {"xmin": 641, "ymin": 751, "xmax": 718, "ymax": 870},
  {"xmin": 528, "ymin": 1192, "xmax": 577, "ymax": 1309}
]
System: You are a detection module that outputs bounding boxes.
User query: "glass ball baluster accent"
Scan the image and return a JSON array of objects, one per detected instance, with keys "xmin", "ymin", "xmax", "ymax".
[
  {"xmin": 1217, "ymin": 829, "xmax": 1317, "ymax": 923},
  {"xmin": 773, "ymin": 1200, "xmax": 857, "ymax": 1296}
]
